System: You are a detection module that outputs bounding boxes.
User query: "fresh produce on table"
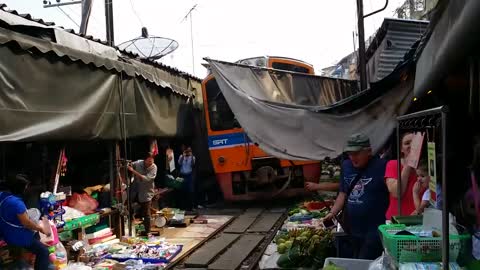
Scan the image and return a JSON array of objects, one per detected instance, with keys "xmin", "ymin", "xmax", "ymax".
[
  {"xmin": 275, "ymin": 228, "xmax": 335, "ymax": 268},
  {"xmin": 323, "ymin": 262, "xmax": 346, "ymax": 270},
  {"xmin": 288, "ymin": 204, "xmax": 329, "ymax": 218}
]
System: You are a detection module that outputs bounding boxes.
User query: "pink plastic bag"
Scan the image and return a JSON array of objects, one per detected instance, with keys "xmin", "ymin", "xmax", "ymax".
[
  {"xmin": 68, "ymin": 193, "xmax": 98, "ymax": 215},
  {"xmin": 39, "ymin": 219, "xmax": 59, "ymax": 246}
]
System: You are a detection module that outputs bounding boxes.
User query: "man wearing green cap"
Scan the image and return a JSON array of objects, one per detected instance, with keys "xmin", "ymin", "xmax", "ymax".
[{"xmin": 323, "ymin": 133, "xmax": 389, "ymax": 259}]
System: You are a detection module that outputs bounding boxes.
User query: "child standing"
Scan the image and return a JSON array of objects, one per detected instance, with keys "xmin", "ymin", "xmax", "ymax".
[{"xmin": 412, "ymin": 162, "xmax": 431, "ymax": 215}]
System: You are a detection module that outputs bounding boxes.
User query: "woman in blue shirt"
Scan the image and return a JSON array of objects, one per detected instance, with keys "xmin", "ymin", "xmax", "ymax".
[{"xmin": 0, "ymin": 174, "xmax": 50, "ymax": 269}]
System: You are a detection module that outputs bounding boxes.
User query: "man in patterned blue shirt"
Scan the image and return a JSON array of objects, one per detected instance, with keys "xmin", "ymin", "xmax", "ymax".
[{"xmin": 323, "ymin": 134, "xmax": 389, "ymax": 259}]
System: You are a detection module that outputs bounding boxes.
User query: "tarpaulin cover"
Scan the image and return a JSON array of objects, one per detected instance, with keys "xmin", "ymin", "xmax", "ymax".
[
  {"xmin": 414, "ymin": 0, "xmax": 480, "ymax": 97},
  {"xmin": 0, "ymin": 39, "xmax": 190, "ymax": 141},
  {"xmin": 207, "ymin": 59, "xmax": 413, "ymax": 160}
]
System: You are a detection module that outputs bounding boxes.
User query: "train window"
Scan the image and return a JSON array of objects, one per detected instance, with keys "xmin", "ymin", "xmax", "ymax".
[
  {"xmin": 205, "ymin": 79, "xmax": 239, "ymax": 131},
  {"xmin": 271, "ymin": 62, "xmax": 310, "ymax": 74}
]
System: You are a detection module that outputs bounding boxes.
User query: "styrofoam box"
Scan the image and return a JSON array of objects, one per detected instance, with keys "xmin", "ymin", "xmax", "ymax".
[{"xmin": 323, "ymin": 257, "xmax": 373, "ymax": 270}]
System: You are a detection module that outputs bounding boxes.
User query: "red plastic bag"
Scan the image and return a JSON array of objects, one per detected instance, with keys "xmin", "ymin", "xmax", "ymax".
[{"xmin": 68, "ymin": 193, "xmax": 98, "ymax": 215}]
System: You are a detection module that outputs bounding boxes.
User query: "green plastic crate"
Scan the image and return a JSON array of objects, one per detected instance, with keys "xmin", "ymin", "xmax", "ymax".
[
  {"xmin": 379, "ymin": 224, "xmax": 470, "ymax": 264},
  {"xmin": 392, "ymin": 215, "xmax": 423, "ymax": 226}
]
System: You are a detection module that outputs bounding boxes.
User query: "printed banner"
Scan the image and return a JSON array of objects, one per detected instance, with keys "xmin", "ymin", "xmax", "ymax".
[
  {"xmin": 428, "ymin": 142, "xmax": 437, "ymax": 205},
  {"xmin": 406, "ymin": 132, "xmax": 425, "ymax": 169}
]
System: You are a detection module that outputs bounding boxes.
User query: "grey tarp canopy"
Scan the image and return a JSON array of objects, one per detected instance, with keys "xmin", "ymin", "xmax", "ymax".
[
  {"xmin": 206, "ymin": 59, "xmax": 413, "ymax": 161},
  {"xmin": 414, "ymin": 0, "xmax": 480, "ymax": 98},
  {"xmin": 0, "ymin": 25, "xmax": 194, "ymax": 141}
]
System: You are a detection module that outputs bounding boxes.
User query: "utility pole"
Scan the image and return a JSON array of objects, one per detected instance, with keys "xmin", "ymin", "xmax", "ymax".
[
  {"xmin": 356, "ymin": 0, "xmax": 367, "ymax": 91},
  {"xmin": 43, "ymin": 0, "xmax": 92, "ymax": 36},
  {"xmin": 43, "ymin": 1, "xmax": 82, "ymax": 8},
  {"xmin": 181, "ymin": 4, "xmax": 198, "ymax": 75},
  {"xmin": 356, "ymin": 0, "xmax": 389, "ymax": 91},
  {"xmin": 105, "ymin": 0, "xmax": 114, "ymax": 46}
]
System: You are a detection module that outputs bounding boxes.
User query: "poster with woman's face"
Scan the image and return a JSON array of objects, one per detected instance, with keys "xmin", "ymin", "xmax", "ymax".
[
  {"xmin": 406, "ymin": 132, "xmax": 425, "ymax": 168},
  {"xmin": 166, "ymin": 148, "xmax": 175, "ymax": 172}
]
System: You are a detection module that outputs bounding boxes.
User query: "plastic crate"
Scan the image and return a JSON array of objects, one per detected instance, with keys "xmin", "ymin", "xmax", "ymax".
[
  {"xmin": 392, "ymin": 215, "xmax": 423, "ymax": 226},
  {"xmin": 323, "ymin": 257, "xmax": 373, "ymax": 270},
  {"xmin": 379, "ymin": 224, "xmax": 470, "ymax": 264}
]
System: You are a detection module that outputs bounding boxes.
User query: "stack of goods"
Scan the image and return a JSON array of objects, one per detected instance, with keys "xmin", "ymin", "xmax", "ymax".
[
  {"xmin": 40, "ymin": 192, "xmax": 67, "ymax": 228},
  {"xmin": 111, "ymin": 259, "xmax": 165, "ymax": 270},
  {"xmin": 76, "ymin": 236, "xmax": 182, "ymax": 268},
  {"xmin": 63, "ymin": 214, "xmax": 100, "ymax": 231},
  {"xmin": 107, "ymin": 243, "xmax": 182, "ymax": 264},
  {"xmin": 86, "ymin": 227, "xmax": 118, "ymax": 247},
  {"xmin": 274, "ymin": 228, "xmax": 335, "ymax": 268}
]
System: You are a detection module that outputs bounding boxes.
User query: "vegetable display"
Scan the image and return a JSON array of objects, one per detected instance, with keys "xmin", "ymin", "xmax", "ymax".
[{"xmin": 275, "ymin": 228, "xmax": 335, "ymax": 268}]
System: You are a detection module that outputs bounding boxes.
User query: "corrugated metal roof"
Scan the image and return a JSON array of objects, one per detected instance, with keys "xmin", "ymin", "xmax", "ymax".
[
  {"xmin": 366, "ymin": 18, "xmax": 428, "ymax": 82},
  {"xmin": 0, "ymin": 3, "xmax": 201, "ymax": 82}
]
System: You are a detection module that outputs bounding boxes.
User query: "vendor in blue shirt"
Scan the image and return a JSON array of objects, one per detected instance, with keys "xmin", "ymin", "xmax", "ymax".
[
  {"xmin": 323, "ymin": 134, "xmax": 389, "ymax": 259},
  {"xmin": 0, "ymin": 174, "xmax": 50, "ymax": 269}
]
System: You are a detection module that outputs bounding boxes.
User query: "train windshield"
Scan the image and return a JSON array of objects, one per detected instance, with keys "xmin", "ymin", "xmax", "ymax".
[
  {"xmin": 271, "ymin": 62, "xmax": 310, "ymax": 73},
  {"xmin": 205, "ymin": 78, "xmax": 240, "ymax": 131}
]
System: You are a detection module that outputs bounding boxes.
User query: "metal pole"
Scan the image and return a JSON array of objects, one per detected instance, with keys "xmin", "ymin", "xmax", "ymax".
[
  {"xmin": 356, "ymin": 0, "xmax": 368, "ymax": 91},
  {"xmin": 190, "ymin": 12, "xmax": 195, "ymax": 75},
  {"xmin": 364, "ymin": 0, "xmax": 389, "ymax": 18},
  {"xmin": 105, "ymin": 0, "xmax": 115, "ymax": 46},
  {"xmin": 352, "ymin": 31, "xmax": 357, "ymax": 53},
  {"xmin": 80, "ymin": 0, "xmax": 93, "ymax": 35},
  {"xmin": 43, "ymin": 1, "xmax": 82, "ymax": 8},
  {"xmin": 109, "ymin": 143, "xmax": 115, "ymax": 204},
  {"xmin": 1, "ymin": 144, "xmax": 5, "ymax": 181},
  {"xmin": 441, "ymin": 110, "xmax": 449, "ymax": 269},
  {"xmin": 119, "ymin": 78, "xmax": 131, "ymax": 236},
  {"xmin": 398, "ymin": 106, "xmax": 446, "ymax": 120},
  {"xmin": 397, "ymin": 123, "xmax": 402, "ymax": 216}
]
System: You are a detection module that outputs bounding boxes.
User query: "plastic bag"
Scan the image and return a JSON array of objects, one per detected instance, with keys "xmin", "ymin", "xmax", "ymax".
[
  {"xmin": 368, "ymin": 255, "xmax": 383, "ymax": 270},
  {"xmin": 39, "ymin": 219, "xmax": 59, "ymax": 246},
  {"xmin": 49, "ymin": 241, "xmax": 68, "ymax": 269},
  {"xmin": 63, "ymin": 262, "xmax": 92, "ymax": 270},
  {"xmin": 63, "ymin": 206, "xmax": 85, "ymax": 221},
  {"xmin": 369, "ymin": 253, "xmax": 395, "ymax": 270},
  {"xmin": 68, "ymin": 193, "xmax": 98, "ymax": 214}
]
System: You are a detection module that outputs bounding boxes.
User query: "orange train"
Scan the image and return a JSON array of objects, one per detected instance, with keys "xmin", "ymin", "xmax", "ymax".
[{"xmin": 202, "ymin": 56, "xmax": 320, "ymax": 201}]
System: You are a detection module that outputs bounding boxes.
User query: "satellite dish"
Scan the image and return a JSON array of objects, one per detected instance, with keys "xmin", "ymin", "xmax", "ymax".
[{"xmin": 118, "ymin": 27, "xmax": 179, "ymax": 61}]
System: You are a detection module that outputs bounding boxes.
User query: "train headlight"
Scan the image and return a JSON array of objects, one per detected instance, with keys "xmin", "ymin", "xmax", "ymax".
[{"xmin": 218, "ymin": 156, "xmax": 226, "ymax": 165}]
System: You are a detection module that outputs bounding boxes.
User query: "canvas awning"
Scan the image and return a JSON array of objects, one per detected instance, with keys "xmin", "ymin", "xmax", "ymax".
[
  {"xmin": 414, "ymin": 0, "xmax": 480, "ymax": 97},
  {"xmin": 206, "ymin": 59, "xmax": 413, "ymax": 160},
  {"xmin": 0, "ymin": 26, "xmax": 194, "ymax": 141}
]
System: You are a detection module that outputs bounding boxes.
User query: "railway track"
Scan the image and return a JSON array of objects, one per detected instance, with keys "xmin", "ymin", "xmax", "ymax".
[{"xmin": 167, "ymin": 207, "xmax": 287, "ymax": 270}]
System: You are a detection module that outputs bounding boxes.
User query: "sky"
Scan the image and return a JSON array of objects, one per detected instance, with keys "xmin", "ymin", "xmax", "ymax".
[{"xmin": 1, "ymin": 0, "xmax": 406, "ymax": 78}]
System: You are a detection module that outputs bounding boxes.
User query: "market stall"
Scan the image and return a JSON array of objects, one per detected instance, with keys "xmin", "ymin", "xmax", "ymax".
[
  {"xmin": 315, "ymin": 107, "xmax": 476, "ymax": 270},
  {"xmin": 258, "ymin": 199, "xmax": 336, "ymax": 269}
]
